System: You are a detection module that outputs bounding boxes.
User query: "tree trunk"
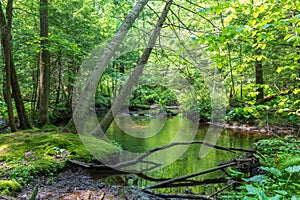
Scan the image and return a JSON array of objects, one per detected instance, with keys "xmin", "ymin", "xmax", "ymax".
[
  {"xmin": 72, "ymin": 0, "xmax": 150, "ymax": 130},
  {"xmin": 39, "ymin": 0, "xmax": 50, "ymax": 126},
  {"xmin": 55, "ymin": 51, "xmax": 62, "ymax": 106},
  {"xmin": 10, "ymin": 56, "xmax": 32, "ymax": 129},
  {"xmin": 100, "ymin": 0, "xmax": 173, "ymax": 133},
  {"xmin": 0, "ymin": 0, "xmax": 31, "ymax": 131},
  {"xmin": 0, "ymin": 1, "xmax": 16, "ymax": 132},
  {"xmin": 1, "ymin": 30, "xmax": 16, "ymax": 132},
  {"xmin": 255, "ymin": 59, "xmax": 263, "ymax": 103}
]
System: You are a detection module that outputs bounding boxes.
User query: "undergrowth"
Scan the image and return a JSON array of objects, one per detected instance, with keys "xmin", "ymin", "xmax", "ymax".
[{"xmin": 223, "ymin": 136, "xmax": 300, "ymax": 200}]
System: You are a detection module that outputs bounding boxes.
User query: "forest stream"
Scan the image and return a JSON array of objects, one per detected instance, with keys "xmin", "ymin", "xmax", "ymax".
[{"xmin": 15, "ymin": 115, "xmax": 265, "ymax": 199}]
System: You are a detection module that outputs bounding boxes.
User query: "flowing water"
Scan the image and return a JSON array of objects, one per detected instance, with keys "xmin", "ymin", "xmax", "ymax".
[{"xmin": 97, "ymin": 115, "xmax": 264, "ymax": 195}]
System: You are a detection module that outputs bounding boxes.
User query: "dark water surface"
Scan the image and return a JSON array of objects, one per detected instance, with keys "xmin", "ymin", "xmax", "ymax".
[{"xmin": 98, "ymin": 115, "xmax": 263, "ymax": 194}]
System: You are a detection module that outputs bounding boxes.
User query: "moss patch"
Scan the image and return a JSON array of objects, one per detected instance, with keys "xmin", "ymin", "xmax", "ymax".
[
  {"xmin": 0, "ymin": 180, "xmax": 21, "ymax": 195},
  {"xmin": 0, "ymin": 130, "xmax": 121, "ymax": 188}
]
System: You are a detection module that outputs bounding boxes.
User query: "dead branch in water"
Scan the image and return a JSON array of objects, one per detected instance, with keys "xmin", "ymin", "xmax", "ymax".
[
  {"xmin": 143, "ymin": 189, "xmax": 215, "ymax": 200},
  {"xmin": 111, "ymin": 141, "xmax": 254, "ymax": 171},
  {"xmin": 145, "ymin": 158, "xmax": 253, "ymax": 189},
  {"xmin": 69, "ymin": 141, "xmax": 254, "ymax": 172},
  {"xmin": 209, "ymin": 181, "xmax": 236, "ymax": 198}
]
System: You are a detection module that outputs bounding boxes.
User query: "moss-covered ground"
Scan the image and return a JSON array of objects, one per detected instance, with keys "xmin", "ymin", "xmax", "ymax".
[{"xmin": 0, "ymin": 129, "xmax": 121, "ymax": 195}]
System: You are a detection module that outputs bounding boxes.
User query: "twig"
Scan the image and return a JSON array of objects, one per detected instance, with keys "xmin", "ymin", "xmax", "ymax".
[
  {"xmin": 209, "ymin": 181, "xmax": 235, "ymax": 197},
  {"xmin": 157, "ymin": 178, "xmax": 228, "ymax": 188},
  {"xmin": 143, "ymin": 190, "xmax": 215, "ymax": 200}
]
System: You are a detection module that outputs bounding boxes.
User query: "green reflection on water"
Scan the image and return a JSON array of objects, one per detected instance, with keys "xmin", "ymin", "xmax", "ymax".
[{"xmin": 103, "ymin": 116, "xmax": 261, "ymax": 194}]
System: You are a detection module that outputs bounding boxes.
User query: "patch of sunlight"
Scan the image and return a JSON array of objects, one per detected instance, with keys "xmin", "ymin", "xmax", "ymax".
[{"xmin": 0, "ymin": 144, "xmax": 8, "ymax": 154}]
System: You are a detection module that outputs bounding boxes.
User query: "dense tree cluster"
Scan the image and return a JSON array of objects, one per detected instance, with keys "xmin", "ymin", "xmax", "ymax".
[{"xmin": 0, "ymin": 0, "xmax": 299, "ymax": 131}]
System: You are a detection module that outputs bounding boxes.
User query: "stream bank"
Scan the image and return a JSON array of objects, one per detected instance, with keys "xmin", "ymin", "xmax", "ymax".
[
  {"xmin": 208, "ymin": 122, "xmax": 299, "ymax": 135},
  {"xmin": 16, "ymin": 166, "xmax": 162, "ymax": 200}
]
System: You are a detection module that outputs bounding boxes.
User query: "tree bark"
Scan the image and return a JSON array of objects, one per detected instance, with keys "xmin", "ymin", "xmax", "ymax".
[
  {"xmin": 0, "ymin": 1, "xmax": 16, "ymax": 132},
  {"xmin": 10, "ymin": 57, "xmax": 32, "ymax": 129},
  {"xmin": 255, "ymin": 59, "xmax": 264, "ymax": 103},
  {"xmin": 0, "ymin": 0, "xmax": 31, "ymax": 131},
  {"xmin": 39, "ymin": 0, "xmax": 50, "ymax": 126},
  {"xmin": 100, "ymin": 0, "xmax": 173, "ymax": 133},
  {"xmin": 72, "ymin": 0, "xmax": 150, "ymax": 130},
  {"xmin": 1, "ymin": 28, "xmax": 16, "ymax": 132}
]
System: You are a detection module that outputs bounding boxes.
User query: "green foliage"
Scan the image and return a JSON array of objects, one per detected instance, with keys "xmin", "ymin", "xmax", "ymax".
[
  {"xmin": 0, "ymin": 100, "xmax": 7, "ymax": 119},
  {"xmin": 225, "ymin": 105, "xmax": 270, "ymax": 124},
  {"xmin": 0, "ymin": 180, "xmax": 22, "ymax": 195},
  {"xmin": 130, "ymin": 84, "xmax": 178, "ymax": 106},
  {"xmin": 224, "ymin": 137, "xmax": 300, "ymax": 199},
  {"xmin": 28, "ymin": 185, "xmax": 38, "ymax": 200}
]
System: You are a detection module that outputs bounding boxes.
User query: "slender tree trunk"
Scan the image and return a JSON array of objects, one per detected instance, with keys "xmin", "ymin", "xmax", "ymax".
[
  {"xmin": 239, "ymin": 44, "xmax": 243, "ymax": 100},
  {"xmin": 255, "ymin": 59, "xmax": 264, "ymax": 103},
  {"xmin": 0, "ymin": 0, "xmax": 31, "ymax": 131},
  {"xmin": 1, "ymin": 33, "xmax": 16, "ymax": 132},
  {"xmin": 31, "ymin": 59, "xmax": 39, "ymax": 122},
  {"xmin": 10, "ymin": 57, "xmax": 32, "ymax": 129},
  {"xmin": 100, "ymin": 0, "xmax": 173, "ymax": 133},
  {"xmin": 55, "ymin": 51, "xmax": 62, "ymax": 105},
  {"xmin": 0, "ymin": 1, "xmax": 16, "ymax": 132},
  {"xmin": 39, "ymin": 0, "xmax": 50, "ymax": 126},
  {"xmin": 227, "ymin": 44, "xmax": 235, "ymax": 100}
]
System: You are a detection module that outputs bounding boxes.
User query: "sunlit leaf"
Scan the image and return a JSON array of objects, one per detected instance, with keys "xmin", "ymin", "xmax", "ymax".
[{"xmin": 257, "ymin": 55, "xmax": 263, "ymax": 61}]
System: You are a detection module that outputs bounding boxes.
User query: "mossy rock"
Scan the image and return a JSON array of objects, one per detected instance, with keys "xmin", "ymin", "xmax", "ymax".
[{"xmin": 0, "ymin": 180, "xmax": 21, "ymax": 195}]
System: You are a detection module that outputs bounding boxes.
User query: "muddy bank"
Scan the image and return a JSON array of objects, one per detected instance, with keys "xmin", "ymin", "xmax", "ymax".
[
  {"xmin": 208, "ymin": 122, "xmax": 299, "ymax": 135},
  {"xmin": 17, "ymin": 166, "xmax": 162, "ymax": 200}
]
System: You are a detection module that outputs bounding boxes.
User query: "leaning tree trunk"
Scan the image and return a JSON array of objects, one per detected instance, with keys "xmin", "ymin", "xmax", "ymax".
[
  {"xmin": 39, "ymin": 0, "xmax": 50, "ymax": 126},
  {"xmin": 71, "ymin": 0, "xmax": 150, "ymax": 131},
  {"xmin": 100, "ymin": 0, "xmax": 173, "ymax": 133}
]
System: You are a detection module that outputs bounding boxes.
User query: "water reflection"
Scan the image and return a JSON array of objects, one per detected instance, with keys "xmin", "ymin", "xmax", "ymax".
[{"xmin": 103, "ymin": 116, "xmax": 261, "ymax": 194}]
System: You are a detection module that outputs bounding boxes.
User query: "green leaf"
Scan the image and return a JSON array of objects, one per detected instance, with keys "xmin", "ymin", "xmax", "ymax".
[
  {"xmin": 291, "ymin": 196, "xmax": 300, "ymax": 200},
  {"xmin": 253, "ymin": 12, "xmax": 259, "ymax": 18},
  {"xmin": 285, "ymin": 165, "xmax": 300, "ymax": 173},
  {"xmin": 276, "ymin": 67, "xmax": 282, "ymax": 73},
  {"xmin": 287, "ymin": 35, "xmax": 296, "ymax": 43},
  {"xmin": 247, "ymin": 175, "xmax": 268, "ymax": 183},
  {"xmin": 274, "ymin": 190, "xmax": 287, "ymax": 195},
  {"xmin": 260, "ymin": 166, "xmax": 282, "ymax": 176},
  {"xmin": 243, "ymin": 197, "xmax": 256, "ymax": 200},
  {"xmin": 246, "ymin": 184, "xmax": 260, "ymax": 195},
  {"xmin": 284, "ymin": 34, "xmax": 292, "ymax": 41},
  {"xmin": 257, "ymin": 55, "xmax": 263, "ymax": 61},
  {"xmin": 269, "ymin": 195, "xmax": 281, "ymax": 200}
]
